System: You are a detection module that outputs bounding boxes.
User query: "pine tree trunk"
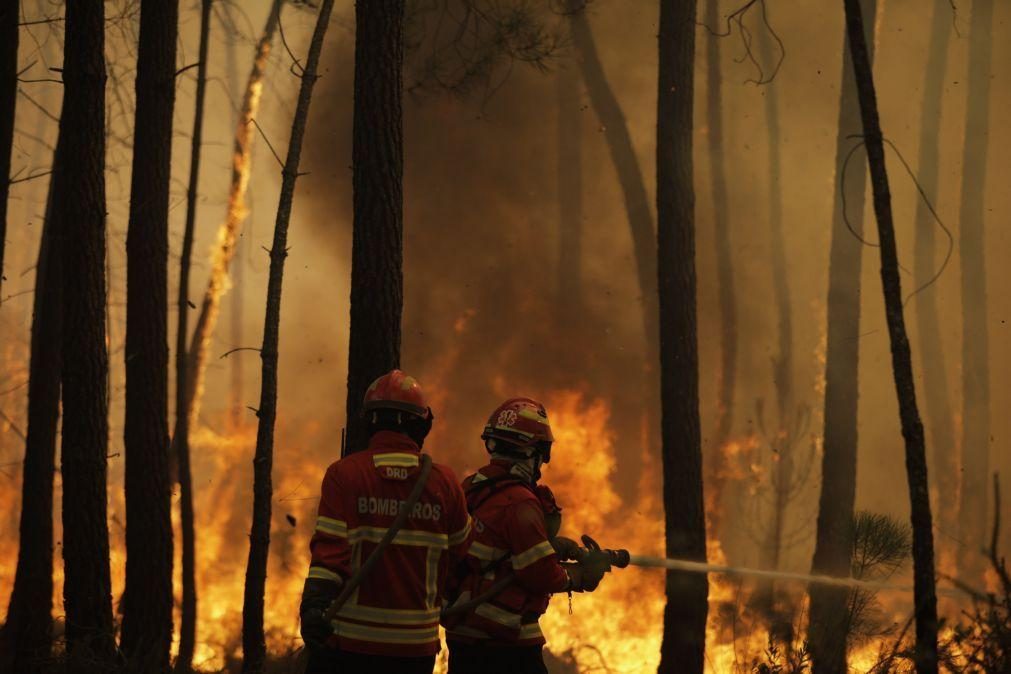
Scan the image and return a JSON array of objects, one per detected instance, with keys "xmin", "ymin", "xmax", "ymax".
[
  {"xmin": 704, "ymin": 0, "xmax": 737, "ymax": 507},
  {"xmin": 808, "ymin": 2, "xmax": 876, "ymax": 671},
  {"xmin": 567, "ymin": 4, "xmax": 656, "ymax": 492},
  {"xmin": 656, "ymin": 1, "xmax": 708, "ymax": 672},
  {"xmin": 912, "ymin": 0, "xmax": 955, "ymax": 540},
  {"xmin": 240, "ymin": 3, "xmax": 335, "ymax": 671},
  {"xmin": 842, "ymin": 1, "xmax": 939, "ymax": 670},
  {"xmin": 0, "ymin": 134, "xmax": 65, "ymax": 674},
  {"xmin": 227, "ymin": 3, "xmax": 245, "ymax": 431},
  {"xmin": 185, "ymin": 0, "xmax": 282, "ymax": 426},
  {"xmin": 956, "ymin": 0, "xmax": 994, "ymax": 581},
  {"xmin": 556, "ymin": 58, "xmax": 582, "ymax": 316},
  {"xmin": 345, "ymin": 0, "xmax": 405, "ymax": 454},
  {"xmin": 0, "ymin": 0, "xmax": 17, "ymax": 302},
  {"xmin": 172, "ymin": 1, "xmax": 213, "ymax": 670},
  {"xmin": 58, "ymin": 0, "xmax": 116, "ymax": 666},
  {"xmin": 757, "ymin": 22, "xmax": 794, "ymax": 578},
  {"xmin": 120, "ymin": 1, "xmax": 178, "ymax": 669}
]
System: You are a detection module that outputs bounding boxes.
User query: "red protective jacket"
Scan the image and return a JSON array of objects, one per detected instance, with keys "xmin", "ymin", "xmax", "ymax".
[
  {"xmin": 444, "ymin": 460, "xmax": 570, "ymax": 647},
  {"xmin": 307, "ymin": 431, "xmax": 473, "ymax": 657}
]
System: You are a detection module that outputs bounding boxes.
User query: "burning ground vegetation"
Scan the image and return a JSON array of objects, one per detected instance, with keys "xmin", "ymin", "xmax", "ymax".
[{"xmin": 1, "ymin": 383, "xmax": 1008, "ymax": 673}]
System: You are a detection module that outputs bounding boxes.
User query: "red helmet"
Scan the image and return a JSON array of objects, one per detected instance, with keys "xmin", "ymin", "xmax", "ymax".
[
  {"xmin": 363, "ymin": 370, "xmax": 432, "ymax": 420},
  {"xmin": 481, "ymin": 397, "xmax": 554, "ymax": 449}
]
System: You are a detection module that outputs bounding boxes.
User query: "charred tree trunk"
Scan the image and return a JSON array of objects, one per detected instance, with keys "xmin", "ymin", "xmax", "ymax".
[
  {"xmin": 225, "ymin": 2, "xmax": 246, "ymax": 431},
  {"xmin": 757, "ymin": 22, "xmax": 794, "ymax": 579},
  {"xmin": 120, "ymin": 1, "xmax": 178, "ymax": 669},
  {"xmin": 843, "ymin": 1, "xmax": 939, "ymax": 671},
  {"xmin": 58, "ymin": 0, "xmax": 115, "ymax": 666},
  {"xmin": 656, "ymin": 1, "xmax": 708, "ymax": 672},
  {"xmin": 556, "ymin": 60, "xmax": 582, "ymax": 317},
  {"xmin": 0, "ymin": 0, "xmax": 17, "ymax": 301},
  {"xmin": 0, "ymin": 134, "xmax": 65, "ymax": 674},
  {"xmin": 808, "ymin": 2, "xmax": 876, "ymax": 671},
  {"xmin": 240, "ymin": 3, "xmax": 334, "ymax": 671},
  {"xmin": 956, "ymin": 0, "xmax": 994, "ymax": 581},
  {"xmin": 913, "ymin": 0, "xmax": 955, "ymax": 541},
  {"xmin": 186, "ymin": 0, "xmax": 282, "ymax": 426},
  {"xmin": 345, "ymin": 0, "xmax": 405, "ymax": 453},
  {"xmin": 704, "ymin": 0, "xmax": 737, "ymax": 508},
  {"xmin": 172, "ymin": 0, "xmax": 212, "ymax": 670},
  {"xmin": 567, "ymin": 4, "xmax": 655, "ymax": 493}
]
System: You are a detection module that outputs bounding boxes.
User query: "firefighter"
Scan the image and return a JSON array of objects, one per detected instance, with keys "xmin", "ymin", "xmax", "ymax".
[
  {"xmin": 443, "ymin": 398, "xmax": 609, "ymax": 674},
  {"xmin": 299, "ymin": 370, "xmax": 473, "ymax": 674}
]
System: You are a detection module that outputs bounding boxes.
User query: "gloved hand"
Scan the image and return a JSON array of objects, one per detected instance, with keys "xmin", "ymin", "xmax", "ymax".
[
  {"xmin": 300, "ymin": 577, "xmax": 340, "ymax": 649},
  {"xmin": 563, "ymin": 558, "xmax": 607, "ymax": 593},
  {"xmin": 551, "ymin": 536, "xmax": 581, "ymax": 561}
]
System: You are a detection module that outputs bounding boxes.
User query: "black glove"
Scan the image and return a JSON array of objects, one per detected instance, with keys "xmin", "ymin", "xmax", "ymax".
[
  {"xmin": 551, "ymin": 536, "xmax": 581, "ymax": 561},
  {"xmin": 563, "ymin": 558, "xmax": 607, "ymax": 593},
  {"xmin": 300, "ymin": 577, "xmax": 340, "ymax": 649}
]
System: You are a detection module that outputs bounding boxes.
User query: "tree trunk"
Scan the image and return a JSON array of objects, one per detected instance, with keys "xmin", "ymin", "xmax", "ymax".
[
  {"xmin": 656, "ymin": 1, "xmax": 708, "ymax": 672},
  {"xmin": 240, "ymin": 2, "xmax": 335, "ymax": 671},
  {"xmin": 120, "ymin": 1, "xmax": 178, "ymax": 669},
  {"xmin": 567, "ymin": 4, "xmax": 655, "ymax": 493},
  {"xmin": 58, "ymin": 0, "xmax": 115, "ymax": 666},
  {"xmin": 226, "ymin": 3, "xmax": 245, "ymax": 431},
  {"xmin": 912, "ymin": 0, "xmax": 955, "ymax": 541},
  {"xmin": 808, "ymin": 2, "xmax": 876, "ymax": 671},
  {"xmin": 171, "ymin": 1, "xmax": 212, "ymax": 670},
  {"xmin": 956, "ymin": 0, "xmax": 994, "ymax": 581},
  {"xmin": 556, "ymin": 59, "xmax": 582, "ymax": 316},
  {"xmin": 0, "ymin": 0, "xmax": 17, "ymax": 302},
  {"xmin": 0, "ymin": 133, "xmax": 65, "ymax": 674},
  {"xmin": 344, "ymin": 0, "xmax": 405, "ymax": 454},
  {"xmin": 757, "ymin": 22, "xmax": 794, "ymax": 579},
  {"xmin": 842, "ymin": 1, "xmax": 939, "ymax": 671},
  {"xmin": 185, "ymin": 0, "xmax": 282, "ymax": 426},
  {"xmin": 704, "ymin": 0, "xmax": 737, "ymax": 517}
]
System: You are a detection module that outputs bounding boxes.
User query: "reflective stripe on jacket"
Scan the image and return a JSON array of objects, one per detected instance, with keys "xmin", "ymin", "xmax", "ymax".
[
  {"xmin": 444, "ymin": 461, "xmax": 568, "ymax": 646},
  {"xmin": 307, "ymin": 431, "xmax": 473, "ymax": 657}
]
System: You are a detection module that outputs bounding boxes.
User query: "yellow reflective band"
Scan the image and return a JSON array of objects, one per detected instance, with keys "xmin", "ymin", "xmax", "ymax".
[
  {"xmin": 474, "ymin": 603, "xmax": 521, "ymax": 629},
  {"xmin": 307, "ymin": 566, "xmax": 341, "ymax": 582},
  {"xmin": 315, "ymin": 516, "xmax": 348, "ymax": 537},
  {"xmin": 373, "ymin": 452, "xmax": 420, "ymax": 468},
  {"xmin": 517, "ymin": 408, "xmax": 547, "ymax": 423},
  {"xmin": 494, "ymin": 425, "xmax": 534, "ymax": 438},
  {"xmin": 467, "ymin": 540, "xmax": 507, "ymax": 562},
  {"xmin": 519, "ymin": 622, "xmax": 544, "ymax": 640},
  {"xmin": 511, "ymin": 540, "xmax": 555, "ymax": 570},
  {"xmin": 350, "ymin": 526, "xmax": 449, "ymax": 548},
  {"xmin": 334, "ymin": 620, "xmax": 439, "ymax": 645},
  {"xmin": 338, "ymin": 604, "xmax": 440, "ymax": 626},
  {"xmin": 471, "ymin": 473, "xmax": 488, "ymax": 484},
  {"xmin": 448, "ymin": 517, "xmax": 472, "ymax": 547}
]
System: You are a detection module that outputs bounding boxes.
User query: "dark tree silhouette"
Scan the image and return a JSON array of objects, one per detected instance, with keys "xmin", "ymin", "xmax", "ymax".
[
  {"xmin": 345, "ymin": 0, "xmax": 405, "ymax": 453},
  {"xmin": 912, "ymin": 0, "xmax": 955, "ymax": 538},
  {"xmin": 0, "ymin": 0, "xmax": 17, "ymax": 301},
  {"xmin": 172, "ymin": 2, "xmax": 212, "ymax": 669},
  {"xmin": 956, "ymin": 0, "xmax": 994, "ymax": 581},
  {"xmin": 240, "ymin": 2, "xmax": 335, "ymax": 671},
  {"xmin": 656, "ymin": 1, "xmax": 708, "ymax": 672},
  {"xmin": 808, "ymin": 2, "xmax": 877, "ymax": 671},
  {"xmin": 556, "ymin": 58, "xmax": 582, "ymax": 316},
  {"xmin": 843, "ymin": 0, "xmax": 939, "ymax": 670},
  {"xmin": 58, "ymin": 0, "xmax": 115, "ymax": 665},
  {"xmin": 120, "ymin": 0, "xmax": 178, "ymax": 669},
  {"xmin": 0, "ymin": 134, "xmax": 65, "ymax": 673},
  {"xmin": 704, "ymin": 0, "xmax": 737, "ymax": 498}
]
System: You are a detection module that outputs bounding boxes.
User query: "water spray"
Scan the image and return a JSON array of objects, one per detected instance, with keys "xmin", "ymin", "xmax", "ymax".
[{"xmin": 624, "ymin": 554, "xmax": 966, "ymax": 598}]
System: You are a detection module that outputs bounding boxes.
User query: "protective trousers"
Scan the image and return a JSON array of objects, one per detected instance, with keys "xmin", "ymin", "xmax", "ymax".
[
  {"xmin": 447, "ymin": 641, "xmax": 548, "ymax": 674},
  {"xmin": 305, "ymin": 645, "xmax": 436, "ymax": 674}
]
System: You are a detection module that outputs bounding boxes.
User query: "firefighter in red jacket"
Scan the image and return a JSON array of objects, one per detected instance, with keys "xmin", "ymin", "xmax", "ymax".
[
  {"xmin": 443, "ymin": 398, "xmax": 608, "ymax": 674},
  {"xmin": 299, "ymin": 370, "xmax": 473, "ymax": 674}
]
